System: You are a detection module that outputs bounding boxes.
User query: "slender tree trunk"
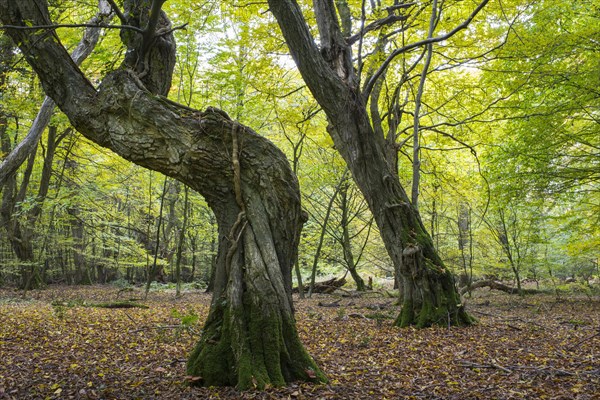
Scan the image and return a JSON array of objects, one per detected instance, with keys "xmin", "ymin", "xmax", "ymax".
[
  {"xmin": 458, "ymin": 203, "xmax": 473, "ymax": 295},
  {"xmin": 145, "ymin": 176, "xmax": 168, "ymax": 299},
  {"xmin": 489, "ymin": 209, "xmax": 523, "ymax": 296},
  {"xmin": 188, "ymin": 234, "xmax": 197, "ymax": 282},
  {"xmin": 307, "ymin": 172, "xmax": 345, "ymax": 297},
  {"xmin": 287, "ymin": 129, "xmax": 306, "ymax": 298},
  {"xmin": 161, "ymin": 179, "xmax": 180, "ymax": 278},
  {"xmin": 338, "ymin": 182, "xmax": 366, "ymax": 291},
  {"xmin": 144, "ymin": 170, "xmax": 153, "ymax": 283},
  {"xmin": 205, "ymin": 213, "xmax": 217, "ymax": 291},
  {"xmin": 268, "ymin": 0, "xmax": 474, "ymax": 327},
  {"xmin": 175, "ymin": 185, "xmax": 189, "ymax": 297},
  {"xmin": 67, "ymin": 206, "xmax": 86, "ymax": 283}
]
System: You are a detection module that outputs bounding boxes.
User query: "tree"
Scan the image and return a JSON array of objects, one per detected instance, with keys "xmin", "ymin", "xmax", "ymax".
[
  {"xmin": 481, "ymin": 0, "xmax": 599, "ymax": 197},
  {"xmin": 0, "ymin": 0, "xmax": 325, "ymax": 389},
  {"xmin": 477, "ymin": 0, "xmax": 599, "ymax": 284},
  {"xmin": 330, "ymin": 174, "xmax": 372, "ymax": 291},
  {"xmin": 267, "ymin": 0, "xmax": 483, "ymax": 327}
]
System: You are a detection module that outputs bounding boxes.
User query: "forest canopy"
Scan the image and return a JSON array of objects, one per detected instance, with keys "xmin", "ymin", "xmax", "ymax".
[{"xmin": 0, "ymin": 0, "xmax": 596, "ymax": 291}]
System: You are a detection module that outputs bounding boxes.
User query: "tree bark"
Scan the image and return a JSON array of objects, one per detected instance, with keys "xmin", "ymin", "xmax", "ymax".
[
  {"xmin": 268, "ymin": 0, "xmax": 474, "ymax": 327},
  {"xmin": 0, "ymin": 0, "xmax": 325, "ymax": 389}
]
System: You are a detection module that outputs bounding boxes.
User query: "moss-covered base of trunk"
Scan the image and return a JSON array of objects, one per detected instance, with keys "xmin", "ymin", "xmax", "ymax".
[
  {"xmin": 394, "ymin": 245, "xmax": 475, "ymax": 328},
  {"xmin": 187, "ymin": 296, "xmax": 327, "ymax": 390},
  {"xmin": 394, "ymin": 285, "xmax": 475, "ymax": 328}
]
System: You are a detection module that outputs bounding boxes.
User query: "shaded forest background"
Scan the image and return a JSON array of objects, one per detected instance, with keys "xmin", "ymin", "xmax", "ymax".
[{"xmin": 0, "ymin": 0, "xmax": 598, "ymax": 294}]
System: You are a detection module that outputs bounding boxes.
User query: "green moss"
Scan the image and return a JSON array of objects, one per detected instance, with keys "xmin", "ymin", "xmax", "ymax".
[
  {"xmin": 186, "ymin": 300, "xmax": 235, "ymax": 386},
  {"xmin": 395, "ymin": 265, "xmax": 476, "ymax": 329},
  {"xmin": 416, "ymin": 298, "xmax": 434, "ymax": 328},
  {"xmin": 394, "ymin": 298, "xmax": 414, "ymax": 327},
  {"xmin": 187, "ymin": 294, "xmax": 327, "ymax": 390}
]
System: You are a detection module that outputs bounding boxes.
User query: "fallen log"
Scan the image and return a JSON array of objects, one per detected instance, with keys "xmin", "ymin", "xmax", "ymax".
[
  {"xmin": 293, "ymin": 276, "xmax": 347, "ymax": 294},
  {"xmin": 92, "ymin": 301, "xmax": 149, "ymax": 309},
  {"xmin": 460, "ymin": 280, "xmax": 540, "ymax": 295},
  {"xmin": 318, "ymin": 299, "xmax": 342, "ymax": 307},
  {"xmin": 365, "ymin": 301, "xmax": 393, "ymax": 310},
  {"xmin": 51, "ymin": 299, "xmax": 149, "ymax": 309}
]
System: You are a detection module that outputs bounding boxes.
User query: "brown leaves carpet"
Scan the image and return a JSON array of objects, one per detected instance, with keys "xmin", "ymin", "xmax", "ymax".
[{"xmin": 0, "ymin": 286, "xmax": 598, "ymax": 399}]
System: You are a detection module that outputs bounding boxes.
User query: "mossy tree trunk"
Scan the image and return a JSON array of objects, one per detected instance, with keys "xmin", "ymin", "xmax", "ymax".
[
  {"xmin": 395, "ymin": 244, "xmax": 472, "ymax": 327},
  {"xmin": 185, "ymin": 121, "xmax": 325, "ymax": 388},
  {"xmin": 0, "ymin": 0, "xmax": 325, "ymax": 389}
]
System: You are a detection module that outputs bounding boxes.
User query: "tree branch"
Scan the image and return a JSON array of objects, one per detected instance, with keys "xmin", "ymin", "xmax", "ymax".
[
  {"xmin": 411, "ymin": 0, "xmax": 438, "ymax": 209},
  {"xmin": 142, "ymin": 0, "xmax": 168, "ymax": 54},
  {"xmin": 267, "ymin": 0, "xmax": 346, "ymax": 111},
  {"xmin": 347, "ymin": 14, "xmax": 408, "ymax": 45},
  {"xmin": 0, "ymin": 0, "xmax": 114, "ymax": 186},
  {"xmin": 363, "ymin": 0, "xmax": 491, "ymax": 97},
  {"xmin": 0, "ymin": 23, "xmax": 144, "ymax": 33},
  {"xmin": 105, "ymin": 0, "xmax": 127, "ymax": 24}
]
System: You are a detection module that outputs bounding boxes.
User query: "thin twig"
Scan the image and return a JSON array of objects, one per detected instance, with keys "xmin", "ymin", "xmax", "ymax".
[
  {"xmin": 363, "ymin": 0, "xmax": 491, "ymax": 97},
  {"xmin": 566, "ymin": 329, "xmax": 600, "ymax": 351}
]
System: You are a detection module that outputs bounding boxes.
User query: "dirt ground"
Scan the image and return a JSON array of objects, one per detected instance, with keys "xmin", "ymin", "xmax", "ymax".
[{"xmin": 0, "ymin": 285, "xmax": 598, "ymax": 399}]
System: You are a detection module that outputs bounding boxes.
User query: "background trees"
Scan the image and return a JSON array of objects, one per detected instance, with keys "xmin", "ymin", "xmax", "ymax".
[{"xmin": 0, "ymin": 0, "xmax": 597, "ymax": 312}]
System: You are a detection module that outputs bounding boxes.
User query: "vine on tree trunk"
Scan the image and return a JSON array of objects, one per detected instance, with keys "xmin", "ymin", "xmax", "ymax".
[{"xmin": 225, "ymin": 122, "xmax": 247, "ymax": 275}]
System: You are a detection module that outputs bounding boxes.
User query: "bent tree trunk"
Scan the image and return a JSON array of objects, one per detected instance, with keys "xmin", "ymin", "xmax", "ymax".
[
  {"xmin": 0, "ymin": 0, "xmax": 325, "ymax": 389},
  {"xmin": 268, "ymin": 0, "xmax": 473, "ymax": 327}
]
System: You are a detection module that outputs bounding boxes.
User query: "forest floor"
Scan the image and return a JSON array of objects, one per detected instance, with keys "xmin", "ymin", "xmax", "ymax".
[{"xmin": 0, "ymin": 285, "xmax": 598, "ymax": 399}]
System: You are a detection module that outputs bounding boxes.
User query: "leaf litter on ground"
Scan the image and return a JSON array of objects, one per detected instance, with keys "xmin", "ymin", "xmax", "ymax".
[{"xmin": 0, "ymin": 285, "xmax": 598, "ymax": 399}]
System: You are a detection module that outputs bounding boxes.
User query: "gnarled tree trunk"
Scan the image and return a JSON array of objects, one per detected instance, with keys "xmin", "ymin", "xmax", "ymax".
[{"xmin": 0, "ymin": 0, "xmax": 325, "ymax": 389}]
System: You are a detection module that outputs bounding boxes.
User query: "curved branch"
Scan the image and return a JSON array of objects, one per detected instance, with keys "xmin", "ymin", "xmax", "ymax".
[
  {"xmin": 0, "ymin": 23, "xmax": 144, "ymax": 33},
  {"xmin": 347, "ymin": 14, "xmax": 408, "ymax": 45}
]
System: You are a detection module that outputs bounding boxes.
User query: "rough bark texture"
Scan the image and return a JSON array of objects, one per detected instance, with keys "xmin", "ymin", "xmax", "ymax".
[
  {"xmin": 120, "ymin": 0, "xmax": 175, "ymax": 96},
  {"xmin": 0, "ymin": 0, "xmax": 325, "ymax": 389},
  {"xmin": 268, "ymin": 0, "xmax": 473, "ymax": 327}
]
